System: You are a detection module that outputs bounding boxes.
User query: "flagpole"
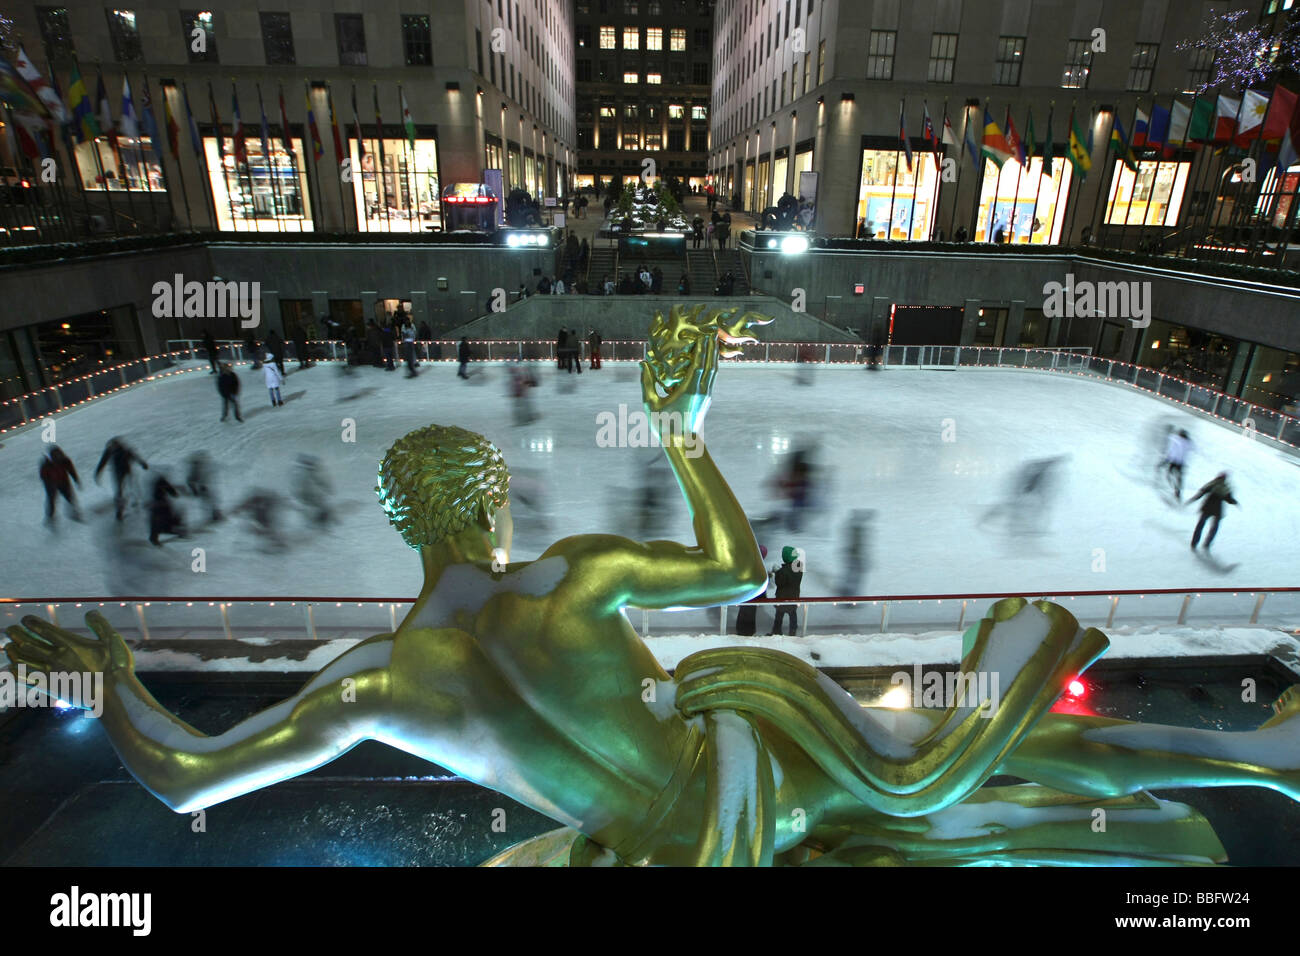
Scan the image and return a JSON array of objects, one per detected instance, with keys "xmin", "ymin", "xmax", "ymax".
[
  {"xmin": 147, "ymin": 73, "xmax": 190, "ymax": 232},
  {"xmin": 184, "ymin": 83, "xmax": 218, "ymax": 230},
  {"xmin": 1006, "ymin": 106, "xmax": 1025, "ymax": 243},
  {"xmin": 1180, "ymin": 89, "xmax": 1218, "ymax": 258},
  {"xmin": 969, "ymin": 100, "xmax": 993, "ymax": 240},
  {"xmin": 2, "ymin": 105, "xmax": 38, "ymax": 238},
  {"xmin": 255, "ymin": 84, "xmax": 284, "ymax": 233},
  {"xmin": 907, "ymin": 102, "xmax": 922, "ymax": 240},
  {"xmin": 929, "ymin": 98, "xmax": 948, "ymax": 239},
  {"xmin": 947, "ymin": 103, "xmax": 969, "ymax": 238},
  {"xmin": 373, "ymin": 83, "xmax": 391, "ymax": 231},
  {"xmin": 397, "ymin": 83, "xmax": 415, "ymax": 232},
  {"xmin": 328, "ymin": 83, "xmax": 348, "ymax": 231},
  {"xmin": 1028, "ymin": 104, "xmax": 1049, "ymax": 245},
  {"xmin": 278, "ymin": 84, "xmax": 303, "ymax": 233},
  {"xmin": 1232, "ymin": 107, "xmax": 1270, "ymax": 260},
  {"xmin": 110, "ymin": 71, "xmax": 141, "ymax": 229},
  {"xmin": 1065, "ymin": 105, "xmax": 1093, "ymax": 245},
  {"xmin": 1244, "ymin": 87, "xmax": 1289, "ymax": 262},
  {"xmin": 1052, "ymin": 103, "xmax": 1076, "ymax": 244},
  {"xmin": 1143, "ymin": 93, "xmax": 1173, "ymax": 249},
  {"xmin": 887, "ymin": 98, "xmax": 902, "ymax": 241},
  {"xmin": 1117, "ymin": 97, "xmax": 1146, "ymax": 250},
  {"xmin": 301, "ymin": 81, "xmax": 326, "ymax": 233},
  {"xmin": 1103, "ymin": 106, "xmax": 1126, "ymax": 240}
]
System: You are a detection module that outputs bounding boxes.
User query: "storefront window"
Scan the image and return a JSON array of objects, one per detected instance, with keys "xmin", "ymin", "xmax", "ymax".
[
  {"xmin": 1242, "ymin": 344, "xmax": 1300, "ymax": 414},
  {"xmin": 203, "ymin": 135, "xmax": 313, "ymax": 231},
  {"xmin": 794, "ymin": 147, "xmax": 813, "ymax": 178},
  {"xmin": 973, "ymin": 156, "xmax": 1072, "ymax": 243},
  {"xmin": 743, "ymin": 162, "xmax": 755, "ymax": 211},
  {"xmin": 757, "ymin": 158, "xmax": 770, "ymax": 209},
  {"xmin": 856, "ymin": 148, "xmax": 941, "ymax": 241},
  {"xmin": 348, "ymin": 137, "xmax": 440, "ymax": 233},
  {"xmin": 29, "ymin": 307, "xmax": 143, "ymax": 386},
  {"xmin": 1143, "ymin": 318, "xmax": 1235, "ymax": 391},
  {"xmin": 507, "ymin": 149, "xmax": 522, "ymax": 192},
  {"xmin": 772, "ymin": 156, "xmax": 788, "ymax": 199},
  {"xmin": 1259, "ymin": 163, "xmax": 1300, "ymax": 227},
  {"xmin": 1104, "ymin": 159, "xmax": 1190, "ymax": 226},
  {"xmin": 75, "ymin": 136, "xmax": 165, "ymax": 191}
]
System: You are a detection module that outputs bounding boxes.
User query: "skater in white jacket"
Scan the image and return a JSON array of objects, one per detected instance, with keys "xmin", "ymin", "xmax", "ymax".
[{"xmin": 264, "ymin": 354, "xmax": 284, "ymax": 407}]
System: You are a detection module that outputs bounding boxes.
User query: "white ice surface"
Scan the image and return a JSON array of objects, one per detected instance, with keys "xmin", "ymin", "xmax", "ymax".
[{"xmin": 1, "ymin": 360, "xmax": 1298, "ymax": 600}]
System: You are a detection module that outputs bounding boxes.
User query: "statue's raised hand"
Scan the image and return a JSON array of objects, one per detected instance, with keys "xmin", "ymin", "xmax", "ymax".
[{"xmin": 4, "ymin": 612, "xmax": 134, "ymax": 710}]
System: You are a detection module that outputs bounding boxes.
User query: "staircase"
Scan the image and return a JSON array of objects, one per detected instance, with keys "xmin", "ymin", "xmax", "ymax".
[
  {"xmin": 715, "ymin": 248, "xmax": 751, "ymax": 295},
  {"xmin": 587, "ymin": 245, "xmax": 619, "ymax": 289},
  {"xmin": 687, "ymin": 249, "xmax": 717, "ymax": 294}
]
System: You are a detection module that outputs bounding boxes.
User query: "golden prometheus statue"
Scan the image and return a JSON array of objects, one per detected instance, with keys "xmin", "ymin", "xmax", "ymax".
[{"xmin": 6, "ymin": 304, "xmax": 1300, "ymax": 866}]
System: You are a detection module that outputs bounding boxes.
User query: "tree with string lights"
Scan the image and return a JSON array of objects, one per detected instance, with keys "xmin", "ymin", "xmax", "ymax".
[{"xmin": 1176, "ymin": 9, "xmax": 1300, "ymax": 93}]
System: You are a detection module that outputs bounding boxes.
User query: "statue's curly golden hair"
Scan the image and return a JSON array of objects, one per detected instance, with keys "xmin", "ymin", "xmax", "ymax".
[{"xmin": 376, "ymin": 425, "xmax": 510, "ymax": 550}]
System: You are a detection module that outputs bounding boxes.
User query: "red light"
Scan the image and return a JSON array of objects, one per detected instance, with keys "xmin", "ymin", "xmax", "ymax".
[{"xmin": 1067, "ymin": 678, "xmax": 1086, "ymax": 698}]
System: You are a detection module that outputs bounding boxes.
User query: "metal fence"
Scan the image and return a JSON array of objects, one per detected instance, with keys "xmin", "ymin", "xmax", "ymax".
[{"xmin": 2, "ymin": 587, "xmax": 1297, "ymax": 644}]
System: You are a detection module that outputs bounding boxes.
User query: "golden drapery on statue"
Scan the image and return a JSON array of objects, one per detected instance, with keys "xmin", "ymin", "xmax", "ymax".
[{"xmin": 5, "ymin": 304, "xmax": 1299, "ymax": 866}]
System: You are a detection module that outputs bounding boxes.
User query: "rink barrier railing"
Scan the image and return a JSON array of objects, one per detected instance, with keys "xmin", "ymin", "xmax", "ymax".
[
  {"xmin": 6, "ymin": 340, "xmax": 1297, "ymax": 455},
  {"xmin": 3, "ymin": 587, "xmax": 1298, "ymax": 644}
]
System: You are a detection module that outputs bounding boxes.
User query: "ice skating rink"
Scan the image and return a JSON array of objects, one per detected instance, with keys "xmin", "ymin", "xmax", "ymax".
[{"xmin": 2, "ymin": 359, "xmax": 1298, "ymax": 600}]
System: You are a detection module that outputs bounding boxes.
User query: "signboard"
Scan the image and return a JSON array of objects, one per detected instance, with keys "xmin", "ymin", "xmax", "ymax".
[{"xmin": 544, "ymin": 196, "xmax": 557, "ymax": 207}]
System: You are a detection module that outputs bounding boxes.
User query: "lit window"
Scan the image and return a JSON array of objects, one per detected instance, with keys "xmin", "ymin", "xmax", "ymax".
[
  {"xmin": 692, "ymin": 105, "xmax": 707, "ymax": 120},
  {"xmin": 668, "ymin": 104, "xmax": 685, "ymax": 119},
  {"xmin": 106, "ymin": 9, "xmax": 144, "ymax": 62},
  {"xmin": 647, "ymin": 73, "xmax": 662, "ymax": 84},
  {"xmin": 1127, "ymin": 42, "xmax": 1159, "ymax": 92},
  {"xmin": 647, "ymin": 27, "xmax": 663, "ymax": 51},
  {"xmin": 994, "ymin": 36, "xmax": 1025, "ymax": 86},
  {"xmin": 671, "ymin": 28, "xmax": 686, "ymax": 52},
  {"xmin": 624, "ymin": 27, "xmax": 639, "ymax": 50},
  {"xmin": 1061, "ymin": 38, "xmax": 1092, "ymax": 89},
  {"xmin": 624, "ymin": 71, "xmax": 639, "ymax": 83},
  {"xmin": 600, "ymin": 26, "xmax": 616, "ymax": 49},
  {"xmin": 867, "ymin": 30, "xmax": 895, "ymax": 80}
]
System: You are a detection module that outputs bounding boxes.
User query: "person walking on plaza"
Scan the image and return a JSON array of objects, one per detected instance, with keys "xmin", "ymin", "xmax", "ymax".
[
  {"xmin": 769, "ymin": 545, "xmax": 804, "ymax": 636},
  {"xmin": 402, "ymin": 319, "xmax": 419, "ymax": 377},
  {"xmin": 692, "ymin": 215, "xmax": 704, "ymax": 248},
  {"xmin": 588, "ymin": 328, "xmax": 602, "ymax": 370},
  {"xmin": 266, "ymin": 329, "xmax": 286, "ymax": 377},
  {"xmin": 458, "ymin": 336, "xmax": 472, "ymax": 379},
  {"xmin": 95, "ymin": 436, "xmax": 149, "ymax": 521},
  {"xmin": 202, "ymin": 328, "xmax": 219, "ymax": 374},
  {"xmin": 264, "ymin": 354, "xmax": 284, "ymax": 406},
  {"xmin": 39, "ymin": 446, "xmax": 82, "ymax": 525},
  {"xmin": 1189, "ymin": 472, "xmax": 1239, "ymax": 551},
  {"xmin": 217, "ymin": 362, "xmax": 243, "ymax": 422}
]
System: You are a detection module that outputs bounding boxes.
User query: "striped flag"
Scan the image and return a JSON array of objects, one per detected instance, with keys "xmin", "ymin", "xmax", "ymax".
[
  {"xmin": 328, "ymin": 84, "xmax": 345, "ymax": 165},
  {"xmin": 231, "ymin": 84, "xmax": 247, "ymax": 163},
  {"xmin": 1109, "ymin": 114, "xmax": 1138, "ymax": 172},
  {"xmin": 980, "ymin": 106, "xmax": 1013, "ymax": 168},
  {"xmin": 138, "ymin": 79, "xmax": 165, "ymax": 167},
  {"xmin": 898, "ymin": 98, "xmax": 912, "ymax": 172},
  {"xmin": 1005, "ymin": 107, "xmax": 1025, "ymax": 166},
  {"xmin": 400, "ymin": 85, "xmax": 416, "ymax": 150},
  {"xmin": 278, "ymin": 85, "xmax": 292, "ymax": 153},
  {"xmin": 161, "ymin": 82, "xmax": 180, "ymax": 157},
  {"xmin": 1067, "ymin": 108, "xmax": 1091, "ymax": 179},
  {"xmin": 67, "ymin": 62, "xmax": 99, "ymax": 143},
  {"xmin": 183, "ymin": 83, "xmax": 202, "ymax": 156},
  {"xmin": 119, "ymin": 76, "xmax": 139, "ymax": 141},
  {"xmin": 96, "ymin": 70, "xmax": 117, "ymax": 148},
  {"xmin": 0, "ymin": 52, "xmax": 49, "ymax": 116},
  {"xmin": 305, "ymin": 87, "xmax": 324, "ymax": 161},
  {"xmin": 14, "ymin": 45, "xmax": 66, "ymax": 121}
]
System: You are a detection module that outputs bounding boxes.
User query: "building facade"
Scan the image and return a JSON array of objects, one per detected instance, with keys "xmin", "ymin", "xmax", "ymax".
[
  {"xmin": 6, "ymin": 0, "xmax": 576, "ymax": 232},
  {"xmin": 573, "ymin": 0, "xmax": 714, "ymax": 189},
  {"xmin": 708, "ymin": 0, "xmax": 1275, "ymax": 241}
]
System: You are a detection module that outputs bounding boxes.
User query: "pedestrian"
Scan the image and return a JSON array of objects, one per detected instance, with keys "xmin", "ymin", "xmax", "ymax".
[
  {"xmin": 677, "ymin": 274, "xmax": 691, "ymax": 295},
  {"xmin": 555, "ymin": 329, "xmax": 566, "ymax": 369},
  {"xmin": 202, "ymin": 328, "xmax": 219, "ymax": 374},
  {"xmin": 768, "ymin": 546, "xmax": 804, "ymax": 636},
  {"xmin": 95, "ymin": 437, "xmax": 149, "ymax": 521},
  {"xmin": 39, "ymin": 446, "xmax": 82, "ymax": 525},
  {"xmin": 554, "ymin": 275, "xmax": 566, "ymax": 295},
  {"xmin": 292, "ymin": 321, "xmax": 310, "ymax": 369},
  {"xmin": 417, "ymin": 320, "xmax": 431, "ymax": 341},
  {"xmin": 579, "ymin": 237, "xmax": 590, "ymax": 272},
  {"xmin": 537, "ymin": 274, "xmax": 552, "ymax": 295},
  {"xmin": 264, "ymin": 353, "xmax": 284, "ymax": 406},
  {"xmin": 458, "ymin": 336, "xmax": 472, "ymax": 379},
  {"xmin": 380, "ymin": 318, "xmax": 396, "ymax": 371},
  {"xmin": 602, "ymin": 274, "xmax": 614, "ymax": 296},
  {"xmin": 588, "ymin": 328, "xmax": 602, "ymax": 370},
  {"xmin": 1189, "ymin": 472, "xmax": 1239, "ymax": 551},
  {"xmin": 244, "ymin": 332, "xmax": 262, "ymax": 370},
  {"xmin": 217, "ymin": 361, "xmax": 243, "ymax": 422},
  {"xmin": 1158, "ymin": 428, "xmax": 1192, "ymax": 501},
  {"xmin": 692, "ymin": 215, "xmax": 704, "ymax": 248},
  {"xmin": 651, "ymin": 266, "xmax": 663, "ymax": 294}
]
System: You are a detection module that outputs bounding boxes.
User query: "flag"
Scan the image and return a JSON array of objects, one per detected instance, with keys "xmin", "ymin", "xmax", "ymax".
[
  {"xmin": 1042, "ymin": 107, "xmax": 1054, "ymax": 172},
  {"xmin": 963, "ymin": 106, "xmax": 980, "ymax": 166},
  {"xmin": 306, "ymin": 88, "xmax": 324, "ymax": 161},
  {"xmin": 1213, "ymin": 94, "xmax": 1241, "ymax": 142},
  {"xmin": 1233, "ymin": 89, "xmax": 1270, "ymax": 147},
  {"xmin": 257, "ymin": 85, "xmax": 272, "ymax": 165},
  {"xmin": 231, "ymin": 85, "xmax": 247, "ymax": 164},
  {"xmin": 1131, "ymin": 105, "xmax": 1150, "ymax": 147},
  {"xmin": 138, "ymin": 79, "xmax": 165, "ymax": 167},
  {"xmin": 278, "ymin": 86, "xmax": 292, "ymax": 153},
  {"xmin": 47, "ymin": 67, "xmax": 79, "ymax": 172},
  {"xmin": 1109, "ymin": 114, "xmax": 1138, "ymax": 172},
  {"xmin": 183, "ymin": 83, "xmax": 202, "ymax": 156},
  {"xmin": 400, "ymin": 85, "xmax": 416, "ymax": 150},
  {"xmin": 352, "ymin": 83, "xmax": 366, "ymax": 161},
  {"xmin": 898, "ymin": 98, "xmax": 912, "ymax": 172},
  {"xmin": 96, "ymin": 71, "xmax": 117, "ymax": 148},
  {"xmin": 208, "ymin": 82, "xmax": 224, "ymax": 158},
  {"xmin": 941, "ymin": 109, "xmax": 956, "ymax": 146},
  {"xmin": 12, "ymin": 115, "xmax": 49, "ymax": 160},
  {"xmin": 161, "ymin": 82, "xmax": 180, "ymax": 157},
  {"xmin": 1025, "ymin": 108, "xmax": 1036, "ymax": 163},
  {"xmin": 1005, "ymin": 107, "xmax": 1025, "ymax": 166},
  {"xmin": 1278, "ymin": 93, "xmax": 1300, "ymax": 169},
  {"xmin": 980, "ymin": 106, "xmax": 1013, "ymax": 168},
  {"xmin": 1188, "ymin": 96, "xmax": 1216, "ymax": 143},
  {"xmin": 14, "ymin": 45, "xmax": 66, "ymax": 122},
  {"xmin": 922, "ymin": 100, "xmax": 939, "ymax": 153},
  {"xmin": 1261, "ymin": 85, "xmax": 1298, "ymax": 146},
  {"xmin": 1147, "ymin": 103, "xmax": 1171, "ymax": 149},
  {"xmin": 67, "ymin": 62, "xmax": 99, "ymax": 143},
  {"xmin": 1067, "ymin": 108, "xmax": 1092, "ymax": 178},
  {"xmin": 373, "ymin": 83, "xmax": 387, "ymax": 171},
  {"xmin": 0, "ymin": 53, "xmax": 48, "ymax": 116},
  {"xmin": 119, "ymin": 76, "xmax": 139, "ymax": 141},
  {"xmin": 328, "ymin": 85, "xmax": 345, "ymax": 165}
]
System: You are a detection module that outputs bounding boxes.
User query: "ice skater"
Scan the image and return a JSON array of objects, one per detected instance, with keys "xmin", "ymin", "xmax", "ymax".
[
  {"xmin": 217, "ymin": 362, "xmax": 242, "ymax": 422},
  {"xmin": 509, "ymin": 363, "xmax": 538, "ymax": 425},
  {"xmin": 202, "ymin": 328, "xmax": 219, "ymax": 374},
  {"xmin": 232, "ymin": 489, "xmax": 287, "ymax": 552},
  {"xmin": 980, "ymin": 456, "xmax": 1068, "ymax": 536},
  {"xmin": 186, "ymin": 452, "xmax": 222, "ymax": 524},
  {"xmin": 1189, "ymin": 472, "xmax": 1238, "ymax": 552},
  {"xmin": 769, "ymin": 545, "xmax": 804, "ymax": 636},
  {"xmin": 39, "ymin": 446, "xmax": 82, "ymax": 525},
  {"xmin": 147, "ymin": 473, "xmax": 186, "ymax": 546},
  {"xmin": 458, "ymin": 337, "xmax": 472, "ymax": 379},
  {"xmin": 292, "ymin": 455, "xmax": 334, "ymax": 526},
  {"xmin": 1158, "ymin": 428, "xmax": 1192, "ymax": 501},
  {"xmin": 264, "ymin": 354, "xmax": 284, "ymax": 407},
  {"xmin": 837, "ymin": 510, "xmax": 874, "ymax": 597},
  {"xmin": 95, "ymin": 436, "xmax": 149, "ymax": 522}
]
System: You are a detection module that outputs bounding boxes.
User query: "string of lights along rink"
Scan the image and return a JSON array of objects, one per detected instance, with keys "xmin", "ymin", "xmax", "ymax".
[{"xmin": 2, "ymin": 347, "xmax": 1297, "ymax": 600}]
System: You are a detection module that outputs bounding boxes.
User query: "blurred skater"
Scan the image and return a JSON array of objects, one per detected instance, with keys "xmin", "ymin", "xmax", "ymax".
[
  {"xmin": 1158, "ymin": 428, "xmax": 1192, "ymax": 501},
  {"xmin": 769, "ymin": 545, "xmax": 804, "ymax": 636},
  {"xmin": 202, "ymin": 328, "xmax": 219, "ymax": 374},
  {"xmin": 95, "ymin": 436, "xmax": 149, "ymax": 521},
  {"xmin": 232, "ymin": 490, "xmax": 287, "ymax": 552},
  {"xmin": 458, "ymin": 337, "xmax": 472, "ymax": 379},
  {"xmin": 1189, "ymin": 472, "xmax": 1239, "ymax": 551},
  {"xmin": 264, "ymin": 354, "xmax": 284, "ymax": 406},
  {"xmin": 292, "ymin": 455, "xmax": 334, "ymax": 526},
  {"xmin": 402, "ymin": 318, "xmax": 419, "ymax": 377},
  {"xmin": 147, "ymin": 473, "xmax": 186, "ymax": 546},
  {"xmin": 588, "ymin": 329, "xmax": 603, "ymax": 370},
  {"xmin": 509, "ymin": 363, "xmax": 538, "ymax": 425},
  {"xmin": 186, "ymin": 452, "xmax": 222, "ymax": 523},
  {"xmin": 837, "ymin": 510, "xmax": 874, "ymax": 596},
  {"xmin": 217, "ymin": 362, "xmax": 242, "ymax": 422},
  {"xmin": 773, "ymin": 450, "xmax": 817, "ymax": 532},
  {"xmin": 980, "ymin": 456, "xmax": 1068, "ymax": 536},
  {"xmin": 39, "ymin": 446, "xmax": 82, "ymax": 525}
]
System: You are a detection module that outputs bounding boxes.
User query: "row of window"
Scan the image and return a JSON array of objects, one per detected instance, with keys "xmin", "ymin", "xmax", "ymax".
[
  {"xmin": 717, "ymin": 41, "xmax": 823, "ymax": 142},
  {"xmin": 38, "ymin": 7, "xmax": 436, "ymax": 68},
  {"xmin": 583, "ymin": 26, "xmax": 707, "ymax": 51},
  {"xmin": 867, "ymin": 30, "xmax": 1194, "ymax": 93},
  {"xmin": 579, "ymin": 60, "xmax": 711, "ymax": 84},
  {"xmin": 576, "ymin": 0, "xmax": 712, "ymax": 14}
]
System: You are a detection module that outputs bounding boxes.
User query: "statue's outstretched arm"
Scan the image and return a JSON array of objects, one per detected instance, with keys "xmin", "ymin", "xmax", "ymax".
[{"xmin": 5, "ymin": 612, "xmax": 393, "ymax": 812}]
